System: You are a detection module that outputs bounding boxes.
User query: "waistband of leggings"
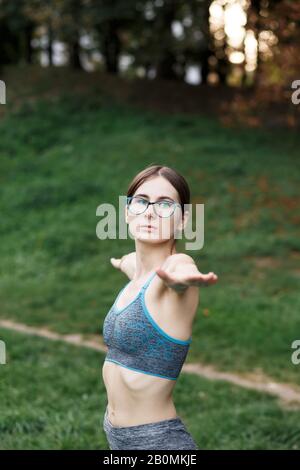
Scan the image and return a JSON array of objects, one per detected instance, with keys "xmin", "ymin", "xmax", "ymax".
[{"xmin": 104, "ymin": 406, "xmax": 184, "ymax": 432}]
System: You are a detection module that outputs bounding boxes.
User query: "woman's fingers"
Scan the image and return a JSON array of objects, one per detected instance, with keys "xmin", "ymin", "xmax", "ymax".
[
  {"xmin": 156, "ymin": 268, "xmax": 218, "ymax": 287},
  {"xmin": 186, "ymin": 272, "xmax": 218, "ymax": 286},
  {"xmin": 110, "ymin": 257, "xmax": 121, "ymax": 269}
]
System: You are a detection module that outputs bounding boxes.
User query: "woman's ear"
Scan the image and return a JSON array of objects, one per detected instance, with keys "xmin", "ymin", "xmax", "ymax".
[
  {"xmin": 174, "ymin": 221, "xmax": 184, "ymax": 239},
  {"xmin": 181, "ymin": 210, "xmax": 190, "ymax": 231},
  {"xmin": 174, "ymin": 210, "xmax": 189, "ymax": 240},
  {"xmin": 175, "ymin": 210, "xmax": 189, "ymax": 234}
]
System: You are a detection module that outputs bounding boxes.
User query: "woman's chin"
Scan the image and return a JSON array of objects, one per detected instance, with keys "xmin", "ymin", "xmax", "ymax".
[
  {"xmin": 133, "ymin": 233, "xmax": 174, "ymax": 245},
  {"xmin": 135, "ymin": 233, "xmax": 161, "ymax": 242}
]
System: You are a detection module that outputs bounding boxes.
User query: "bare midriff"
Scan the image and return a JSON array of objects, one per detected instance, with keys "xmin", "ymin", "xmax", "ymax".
[{"xmin": 102, "ymin": 360, "xmax": 178, "ymax": 427}]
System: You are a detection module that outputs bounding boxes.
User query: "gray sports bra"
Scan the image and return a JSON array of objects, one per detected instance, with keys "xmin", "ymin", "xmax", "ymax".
[{"xmin": 102, "ymin": 270, "xmax": 192, "ymax": 380}]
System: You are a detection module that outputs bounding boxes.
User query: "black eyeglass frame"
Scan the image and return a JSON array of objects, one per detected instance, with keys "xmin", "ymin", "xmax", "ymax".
[{"xmin": 126, "ymin": 196, "xmax": 182, "ymax": 218}]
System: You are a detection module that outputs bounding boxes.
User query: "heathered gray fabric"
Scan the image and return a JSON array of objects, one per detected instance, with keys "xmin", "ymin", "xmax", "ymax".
[
  {"xmin": 102, "ymin": 271, "xmax": 192, "ymax": 380},
  {"xmin": 103, "ymin": 406, "xmax": 199, "ymax": 450}
]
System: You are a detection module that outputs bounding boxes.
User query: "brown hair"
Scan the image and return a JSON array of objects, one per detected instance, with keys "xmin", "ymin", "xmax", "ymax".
[{"xmin": 127, "ymin": 164, "xmax": 190, "ymax": 219}]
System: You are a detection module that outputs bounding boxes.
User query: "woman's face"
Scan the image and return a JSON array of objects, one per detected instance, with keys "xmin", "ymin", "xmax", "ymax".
[{"xmin": 125, "ymin": 176, "xmax": 185, "ymax": 244}]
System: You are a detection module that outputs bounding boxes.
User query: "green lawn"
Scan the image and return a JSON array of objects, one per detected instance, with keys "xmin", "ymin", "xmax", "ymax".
[
  {"xmin": 1, "ymin": 328, "xmax": 300, "ymax": 450},
  {"xmin": 0, "ymin": 67, "xmax": 300, "ymax": 449}
]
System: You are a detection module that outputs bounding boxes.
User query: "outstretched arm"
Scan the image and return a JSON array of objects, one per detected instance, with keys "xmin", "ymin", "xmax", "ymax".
[
  {"xmin": 110, "ymin": 252, "xmax": 218, "ymax": 293},
  {"xmin": 156, "ymin": 254, "xmax": 218, "ymax": 294}
]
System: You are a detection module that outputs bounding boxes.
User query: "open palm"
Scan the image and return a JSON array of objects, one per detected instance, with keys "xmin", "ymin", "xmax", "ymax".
[{"xmin": 155, "ymin": 264, "xmax": 218, "ymax": 292}]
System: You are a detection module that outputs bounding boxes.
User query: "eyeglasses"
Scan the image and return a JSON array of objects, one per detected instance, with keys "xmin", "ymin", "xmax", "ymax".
[{"xmin": 126, "ymin": 196, "xmax": 181, "ymax": 218}]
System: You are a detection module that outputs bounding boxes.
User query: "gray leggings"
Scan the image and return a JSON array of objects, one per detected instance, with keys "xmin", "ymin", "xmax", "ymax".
[{"xmin": 103, "ymin": 406, "xmax": 199, "ymax": 450}]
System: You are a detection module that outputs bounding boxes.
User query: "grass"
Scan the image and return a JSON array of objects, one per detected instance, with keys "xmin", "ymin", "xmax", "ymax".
[
  {"xmin": 1, "ymin": 328, "xmax": 300, "ymax": 450},
  {"xmin": 0, "ymin": 65, "xmax": 300, "ymax": 449},
  {"xmin": 0, "ymin": 329, "xmax": 105, "ymax": 450}
]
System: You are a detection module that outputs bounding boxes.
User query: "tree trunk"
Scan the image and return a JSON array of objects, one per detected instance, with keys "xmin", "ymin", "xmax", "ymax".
[
  {"xmin": 199, "ymin": 0, "xmax": 213, "ymax": 85},
  {"xmin": 157, "ymin": 50, "xmax": 178, "ymax": 80},
  {"xmin": 69, "ymin": 35, "xmax": 82, "ymax": 70},
  {"xmin": 102, "ymin": 20, "xmax": 121, "ymax": 74},
  {"xmin": 25, "ymin": 23, "xmax": 34, "ymax": 64},
  {"xmin": 47, "ymin": 23, "xmax": 53, "ymax": 66},
  {"xmin": 156, "ymin": 3, "xmax": 177, "ymax": 80},
  {"xmin": 200, "ymin": 49, "xmax": 210, "ymax": 85}
]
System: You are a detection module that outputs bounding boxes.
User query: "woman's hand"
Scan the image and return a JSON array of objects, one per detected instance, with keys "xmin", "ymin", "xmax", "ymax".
[
  {"xmin": 110, "ymin": 252, "xmax": 136, "ymax": 280},
  {"xmin": 155, "ymin": 254, "xmax": 218, "ymax": 293}
]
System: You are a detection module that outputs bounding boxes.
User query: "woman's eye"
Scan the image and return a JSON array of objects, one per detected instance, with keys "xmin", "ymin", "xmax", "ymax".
[
  {"xmin": 159, "ymin": 201, "xmax": 172, "ymax": 208},
  {"xmin": 137, "ymin": 198, "xmax": 148, "ymax": 205}
]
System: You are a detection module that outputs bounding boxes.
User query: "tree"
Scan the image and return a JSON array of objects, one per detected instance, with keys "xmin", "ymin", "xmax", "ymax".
[{"xmin": 0, "ymin": 0, "xmax": 36, "ymax": 66}]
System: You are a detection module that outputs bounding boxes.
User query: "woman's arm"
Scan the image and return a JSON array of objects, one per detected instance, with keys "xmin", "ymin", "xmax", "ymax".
[
  {"xmin": 110, "ymin": 252, "xmax": 218, "ymax": 290},
  {"xmin": 110, "ymin": 252, "xmax": 136, "ymax": 280},
  {"xmin": 156, "ymin": 253, "xmax": 218, "ymax": 294}
]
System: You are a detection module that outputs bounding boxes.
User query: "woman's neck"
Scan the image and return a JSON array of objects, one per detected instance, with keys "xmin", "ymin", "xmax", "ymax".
[{"xmin": 133, "ymin": 239, "xmax": 176, "ymax": 279}]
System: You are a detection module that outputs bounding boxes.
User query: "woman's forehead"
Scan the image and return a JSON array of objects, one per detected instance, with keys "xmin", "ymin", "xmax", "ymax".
[{"xmin": 134, "ymin": 176, "xmax": 179, "ymax": 199}]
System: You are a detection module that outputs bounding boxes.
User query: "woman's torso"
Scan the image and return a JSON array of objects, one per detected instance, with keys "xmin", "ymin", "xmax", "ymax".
[{"xmin": 102, "ymin": 270, "xmax": 198, "ymax": 426}]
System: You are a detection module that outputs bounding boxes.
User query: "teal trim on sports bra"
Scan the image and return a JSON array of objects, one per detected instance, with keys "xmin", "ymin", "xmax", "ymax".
[
  {"xmin": 114, "ymin": 271, "xmax": 192, "ymax": 345},
  {"xmin": 102, "ymin": 269, "xmax": 192, "ymax": 380},
  {"xmin": 113, "ymin": 273, "xmax": 152, "ymax": 314}
]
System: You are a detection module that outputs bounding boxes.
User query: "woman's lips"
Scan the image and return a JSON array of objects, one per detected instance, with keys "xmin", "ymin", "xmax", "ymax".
[{"xmin": 139, "ymin": 225, "xmax": 157, "ymax": 231}]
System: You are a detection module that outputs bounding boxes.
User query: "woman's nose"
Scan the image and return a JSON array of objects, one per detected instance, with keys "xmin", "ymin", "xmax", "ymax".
[{"xmin": 145, "ymin": 204, "xmax": 155, "ymax": 218}]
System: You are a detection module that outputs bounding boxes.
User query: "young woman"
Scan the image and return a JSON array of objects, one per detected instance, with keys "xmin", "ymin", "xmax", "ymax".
[{"xmin": 102, "ymin": 165, "xmax": 218, "ymax": 450}]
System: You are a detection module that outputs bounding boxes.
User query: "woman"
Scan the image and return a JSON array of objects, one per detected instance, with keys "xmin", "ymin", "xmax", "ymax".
[{"xmin": 102, "ymin": 164, "xmax": 218, "ymax": 450}]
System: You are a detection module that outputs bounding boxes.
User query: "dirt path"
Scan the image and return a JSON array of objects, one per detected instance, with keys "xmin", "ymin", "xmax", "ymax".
[{"xmin": 1, "ymin": 318, "xmax": 300, "ymax": 408}]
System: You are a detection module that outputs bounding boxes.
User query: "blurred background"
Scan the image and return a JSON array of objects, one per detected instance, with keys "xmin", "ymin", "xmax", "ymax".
[{"xmin": 0, "ymin": 0, "xmax": 300, "ymax": 450}]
